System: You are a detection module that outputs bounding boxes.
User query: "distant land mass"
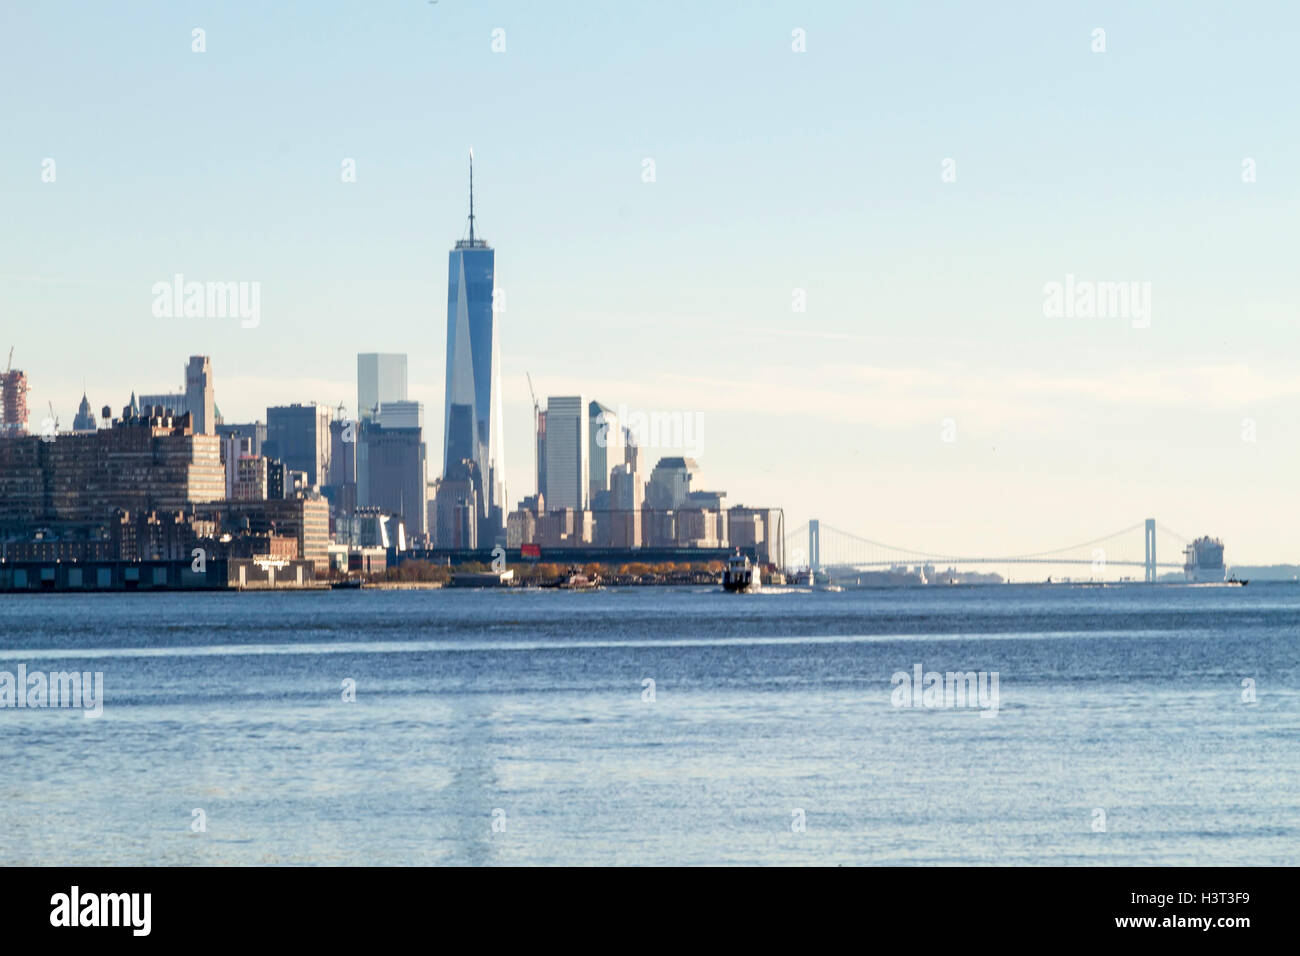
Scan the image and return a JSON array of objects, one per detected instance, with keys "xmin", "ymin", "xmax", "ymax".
[
  {"xmin": 1225, "ymin": 565, "xmax": 1300, "ymax": 581},
  {"xmin": 1157, "ymin": 565, "xmax": 1299, "ymax": 583}
]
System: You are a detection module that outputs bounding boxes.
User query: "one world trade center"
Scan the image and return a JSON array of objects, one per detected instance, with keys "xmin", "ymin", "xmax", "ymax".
[{"xmin": 442, "ymin": 150, "xmax": 505, "ymax": 541}]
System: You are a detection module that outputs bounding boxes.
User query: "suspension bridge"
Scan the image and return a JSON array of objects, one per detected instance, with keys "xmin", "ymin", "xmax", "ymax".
[{"xmin": 782, "ymin": 518, "xmax": 1191, "ymax": 582}]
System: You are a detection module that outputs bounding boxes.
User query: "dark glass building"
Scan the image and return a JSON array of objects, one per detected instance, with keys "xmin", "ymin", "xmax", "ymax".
[{"xmin": 442, "ymin": 151, "xmax": 505, "ymax": 541}]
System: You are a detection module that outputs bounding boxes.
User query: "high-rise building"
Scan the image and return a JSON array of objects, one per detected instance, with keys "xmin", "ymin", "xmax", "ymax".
[
  {"xmin": 139, "ymin": 356, "xmax": 218, "ymax": 435},
  {"xmin": 0, "ymin": 363, "xmax": 31, "ymax": 437},
  {"xmin": 535, "ymin": 408, "xmax": 547, "ymax": 502},
  {"xmin": 434, "ymin": 475, "xmax": 478, "ymax": 549},
  {"xmin": 728, "ymin": 506, "xmax": 785, "ymax": 567},
  {"xmin": 325, "ymin": 415, "xmax": 357, "ymax": 516},
  {"xmin": 221, "ymin": 434, "xmax": 255, "ymax": 497},
  {"xmin": 266, "ymin": 459, "xmax": 288, "ymax": 500},
  {"xmin": 264, "ymin": 404, "xmax": 332, "ymax": 488},
  {"xmin": 357, "ymin": 422, "xmax": 427, "ymax": 537},
  {"xmin": 646, "ymin": 456, "xmax": 700, "ymax": 510},
  {"xmin": 72, "ymin": 393, "xmax": 97, "ymax": 433},
  {"xmin": 185, "ymin": 356, "xmax": 215, "ymax": 435},
  {"xmin": 217, "ymin": 421, "xmax": 266, "ymax": 457},
  {"xmin": 357, "ymin": 353, "xmax": 408, "ymax": 423},
  {"xmin": 588, "ymin": 400, "xmax": 624, "ymax": 503},
  {"xmin": 442, "ymin": 151, "xmax": 506, "ymax": 540},
  {"xmin": 234, "ymin": 454, "xmax": 269, "ymax": 500},
  {"xmin": 675, "ymin": 508, "xmax": 720, "ymax": 547},
  {"xmin": 687, "ymin": 489, "xmax": 728, "ymax": 544},
  {"xmin": 0, "ymin": 410, "xmax": 224, "ymax": 531},
  {"xmin": 609, "ymin": 462, "xmax": 643, "ymax": 548},
  {"xmin": 544, "ymin": 395, "xmax": 589, "ymax": 512}
]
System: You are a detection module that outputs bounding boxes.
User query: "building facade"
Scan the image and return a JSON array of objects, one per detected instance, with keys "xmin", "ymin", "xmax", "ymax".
[
  {"xmin": 0, "ymin": 410, "xmax": 224, "ymax": 532},
  {"xmin": 195, "ymin": 496, "xmax": 330, "ymax": 572}
]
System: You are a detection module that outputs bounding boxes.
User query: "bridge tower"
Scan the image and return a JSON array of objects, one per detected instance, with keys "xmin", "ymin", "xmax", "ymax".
[
  {"xmin": 1144, "ymin": 518, "xmax": 1157, "ymax": 583},
  {"xmin": 809, "ymin": 519, "xmax": 821, "ymax": 574}
]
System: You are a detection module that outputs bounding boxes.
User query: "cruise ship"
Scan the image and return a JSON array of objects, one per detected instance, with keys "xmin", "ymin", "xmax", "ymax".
[{"xmin": 1183, "ymin": 536, "xmax": 1227, "ymax": 583}]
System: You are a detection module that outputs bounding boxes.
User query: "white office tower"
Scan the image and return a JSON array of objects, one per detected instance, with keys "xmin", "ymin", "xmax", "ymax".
[
  {"xmin": 357, "ymin": 353, "xmax": 408, "ymax": 423},
  {"xmin": 543, "ymin": 395, "xmax": 589, "ymax": 511},
  {"xmin": 588, "ymin": 400, "xmax": 624, "ymax": 502}
]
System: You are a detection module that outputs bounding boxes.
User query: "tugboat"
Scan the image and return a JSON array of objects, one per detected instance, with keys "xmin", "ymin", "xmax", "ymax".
[
  {"xmin": 557, "ymin": 565, "xmax": 599, "ymax": 589},
  {"xmin": 810, "ymin": 569, "xmax": 843, "ymax": 592},
  {"xmin": 722, "ymin": 550, "xmax": 762, "ymax": 593}
]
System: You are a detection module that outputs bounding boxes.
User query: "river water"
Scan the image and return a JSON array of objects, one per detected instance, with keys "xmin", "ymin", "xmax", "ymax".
[{"xmin": 1, "ymin": 584, "xmax": 1295, "ymax": 865}]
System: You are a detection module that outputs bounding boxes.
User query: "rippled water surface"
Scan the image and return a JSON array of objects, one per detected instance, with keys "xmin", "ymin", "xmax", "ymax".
[{"xmin": 1, "ymin": 584, "xmax": 1296, "ymax": 865}]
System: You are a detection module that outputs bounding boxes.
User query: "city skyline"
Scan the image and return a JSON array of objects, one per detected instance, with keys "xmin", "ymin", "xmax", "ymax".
[{"xmin": 3, "ymin": 2, "xmax": 1299, "ymax": 563}]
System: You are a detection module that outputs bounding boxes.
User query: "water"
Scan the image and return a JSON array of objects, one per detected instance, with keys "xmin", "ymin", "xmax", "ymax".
[{"xmin": 1, "ymin": 584, "xmax": 1297, "ymax": 865}]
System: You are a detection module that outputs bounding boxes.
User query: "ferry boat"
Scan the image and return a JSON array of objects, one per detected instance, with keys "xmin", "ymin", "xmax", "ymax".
[{"xmin": 722, "ymin": 551, "xmax": 761, "ymax": 593}]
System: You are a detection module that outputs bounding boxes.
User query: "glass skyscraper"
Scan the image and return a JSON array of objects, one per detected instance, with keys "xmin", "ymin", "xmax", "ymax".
[
  {"xmin": 356, "ymin": 353, "xmax": 408, "ymax": 423},
  {"xmin": 442, "ymin": 152, "xmax": 505, "ymax": 538}
]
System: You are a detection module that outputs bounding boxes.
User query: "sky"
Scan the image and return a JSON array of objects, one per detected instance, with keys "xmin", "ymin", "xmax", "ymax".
[{"xmin": 2, "ymin": 1, "xmax": 1298, "ymax": 568}]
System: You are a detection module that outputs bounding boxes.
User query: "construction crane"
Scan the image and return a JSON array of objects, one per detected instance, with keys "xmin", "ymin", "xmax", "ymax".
[
  {"xmin": 526, "ymin": 372, "xmax": 540, "ymax": 420},
  {"xmin": 5, "ymin": 346, "xmax": 12, "ymax": 374},
  {"xmin": 47, "ymin": 400, "xmax": 59, "ymax": 434}
]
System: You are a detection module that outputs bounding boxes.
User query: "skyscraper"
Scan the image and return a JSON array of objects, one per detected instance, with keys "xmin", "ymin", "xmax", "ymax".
[
  {"xmin": 138, "ymin": 356, "xmax": 217, "ymax": 434},
  {"xmin": 442, "ymin": 150, "xmax": 506, "ymax": 540},
  {"xmin": 185, "ymin": 356, "xmax": 215, "ymax": 435},
  {"xmin": 535, "ymin": 409, "xmax": 547, "ymax": 504},
  {"xmin": 609, "ymin": 462, "xmax": 643, "ymax": 548},
  {"xmin": 543, "ymin": 395, "xmax": 589, "ymax": 512},
  {"xmin": 0, "ymin": 363, "xmax": 30, "ymax": 437},
  {"xmin": 265, "ymin": 403, "xmax": 332, "ymax": 488},
  {"xmin": 588, "ymin": 400, "xmax": 624, "ymax": 502},
  {"xmin": 646, "ymin": 456, "xmax": 700, "ymax": 510},
  {"xmin": 358, "ymin": 423, "xmax": 428, "ymax": 537},
  {"xmin": 72, "ymin": 393, "xmax": 97, "ymax": 433},
  {"xmin": 357, "ymin": 353, "xmax": 408, "ymax": 423}
]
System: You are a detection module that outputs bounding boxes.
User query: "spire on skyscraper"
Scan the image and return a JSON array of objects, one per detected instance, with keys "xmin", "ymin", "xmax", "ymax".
[
  {"xmin": 457, "ymin": 148, "xmax": 487, "ymax": 250},
  {"xmin": 468, "ymin": 147, "xmax": 476, "ymax": 245}
]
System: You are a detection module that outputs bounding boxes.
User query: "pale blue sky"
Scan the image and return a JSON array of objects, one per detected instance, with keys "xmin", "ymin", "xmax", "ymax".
[{"xmin": 2, "ymin": 1, "xmax": 1298, "ymax": 565}]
